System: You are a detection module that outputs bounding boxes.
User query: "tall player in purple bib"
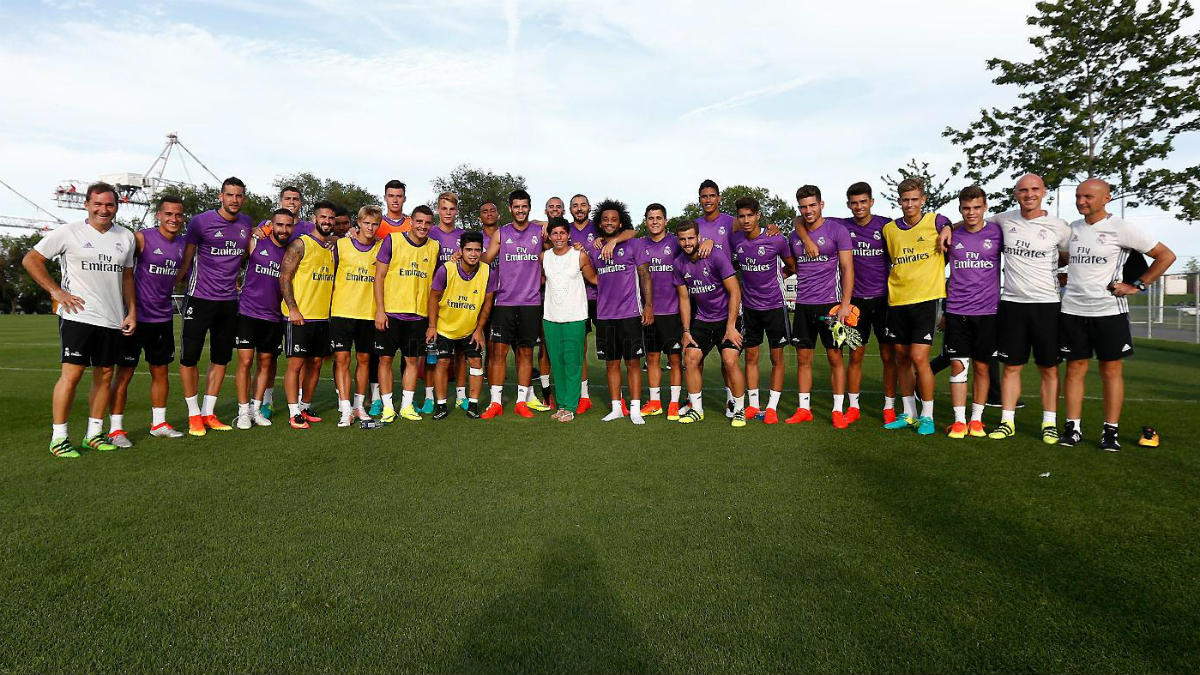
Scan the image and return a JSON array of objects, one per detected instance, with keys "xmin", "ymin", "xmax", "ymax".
[
  {"xmin": 588, "ymin": 199, "xmax": 653, "ymax": 425},
  {"xmin": 177, "ymin": 177, "xmax": 252, "ymax": 437},
  {"xmin": 787, "ymin": 186, "xmax": 855, "ymax": 427},
  {"xmin": 106, "ymin": 195, "xmax": 188, "ymax": 446},
  {"xmin": 942, "ymin": 187, "xmax": 1002, "ymax": 439},
  {"xmin": 731, "ymin": 196, "xmax": 794, "ymax": 425},
  {"xmin": 639, "ymin": 204, "xmax": 683, "ymax": 419}
]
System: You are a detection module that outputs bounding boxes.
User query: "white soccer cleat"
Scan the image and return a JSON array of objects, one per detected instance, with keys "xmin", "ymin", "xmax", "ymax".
[
  {"xmin": 354, "ymin": 407, "xmax": 372, "ymax": 422},
  {"xmin": 149, "ymin": 422, "xmax": 184, "ymax": 438},
  {"xmin": 235, "ymin": 412, "xmax": 253, "ymax": 430},
  {"xmin": 253, "ymin": 412, "xmax": 272, "ymax": 427},
  {"xmin": 337, "ymin": 410, "xmax": 353, "ymax": 428}
]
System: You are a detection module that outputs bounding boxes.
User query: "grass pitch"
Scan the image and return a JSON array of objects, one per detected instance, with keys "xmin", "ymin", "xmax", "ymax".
[{"xmin": 0, "ymin": 315, "xmax": 1197, "ymax": 673}]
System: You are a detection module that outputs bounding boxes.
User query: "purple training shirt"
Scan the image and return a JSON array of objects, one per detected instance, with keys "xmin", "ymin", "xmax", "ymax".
[
  {"xmin": 238, "ymin": 236, "xmax": 288, "ymax": 321},
  {"xmin": 673, "ymin": 252, "xmax": 737, "ymax": 323},
  {"xmin": 185, "ymin": 209, "xmax": 252, "ymax": 301},
  {"xmin": 569, "ymin": 220, "xmax": 599, "ymax": 300},
  {"xmin": 838, "ymin": 215, "xmax": 890, "ymax": 299},
  {"xmin": 494, "ymin": 223, "xmax": 544, "ymax": 307},
  {"xmin": 588, "ymin": 236, "xmax": 644, "ymax": 320},
  {"xmin": 638, "ymin": 234, "xmax": 681, "ymax": 316},
  {"xmin": 695, "ymin": 213, "xmax": 735, "ymax": 260},
  {"xmin": 733, "ymin": 230, "xmax": 790, "ymax": 311},
  {"xmin": 134, "ymin": 227, "xmax": 185, "ymax": 323},
  {"xmin": 946, "ymin": 221, "xmax": 1003, "ymax": 316},
  {"xmin": 789, "ymin": 218, "xmax": 852, "ymax": 305}
]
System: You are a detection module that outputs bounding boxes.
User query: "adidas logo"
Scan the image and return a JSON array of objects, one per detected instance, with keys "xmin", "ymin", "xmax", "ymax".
[
  {"xmin": 923, "ymin": 333, "xmax": 932, "ymax": 340},
  {"xmin": 153, "ymin": 248, "xmax": 163, "ymax": 255},
  {"xmin": 82, "ymin": 241, "xmax": 94, "ymax": 249},
  {"xmin": 214, "ymin": 230, "xmax": 223, "ymax": 237},
  {"xmin": 954, "ymin": 242, "xmax": 964, "ymax": 249},
  {"xmin": 1122, "ymin": 343, "xmax": 1132, "ymax": 351},
  {"xmin": 259, "ymin": 249, "xmax": 269, "ymax": 256},
  {"xmin": 505, "ymin": 238, "xmax": 513, "ymax": 244},
  {"xmin": 917, "ymin": 236, "xmax": 925, "ymax": 242}
]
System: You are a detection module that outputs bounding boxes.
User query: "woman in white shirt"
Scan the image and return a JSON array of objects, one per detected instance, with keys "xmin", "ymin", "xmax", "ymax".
[{"xmin": 541, "ymin": 218, "xmax": 598, "ymax": 421}]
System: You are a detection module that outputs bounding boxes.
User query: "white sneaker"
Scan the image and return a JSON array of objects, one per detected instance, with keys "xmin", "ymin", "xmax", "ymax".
[
  {"xmin": 253, "ymin": 411, "xmax": 272, "ymax": 427},
  {"xmin": 107, "ymin": 430, "xmax": 134, "ymax": 448},
  {"xmin": 337, "ymin": 410, "xmax": 353, "ymax": 427},
  {"xmin": 149, "ymin": 423, "xmax": 184, "ymax": 438},
  {"xmin": 234, "ymin": 412, "xmax": 252, "ymax": 430}
]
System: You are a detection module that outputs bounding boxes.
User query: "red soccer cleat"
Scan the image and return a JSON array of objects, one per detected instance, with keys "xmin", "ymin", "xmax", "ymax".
[
  {"xmin": 845, "ymin": 406, "xmax": 861, "ymax": 424},
  {"xmin": 785, "ymin": 407, "xmax": 813, "ymax": 424},
  {"xmin": 480, "ymin": 402, "xmax": 504, "ymax": 419},
  {"xmin": 882, "ymin": 407, "xmax": 897, "ymax": 425},
  {"xmin": 744, "ymin": 406, "xmax": 760, "ymax": 420},
  {"xmin": 301, "ymin": 409, "xmax": 322, "ymax": 423},
  {"xmin": 289, "ymin": 413, "xmax": 310, "ymax": 429},
  {"xmin": 641, "ymin": 400, "xmax": 662, "ymax": 415},
  {"xmin": 620, "ymin": 399, "xmax": 629, "ymax": 416},
  {"xmin": 188, "ymin": 415, "xmax": 206, "ymax": 437},
  {"xmin": 514, "ymin": 401, "xmax": 535, "ymax": 418},
  {"xmin": 203, "ymin": 414, "xmax": 232, "ymax": 431},
  {"xmin": 832, "ymin": 411, "xmax": 848, "ymax": 429},
  {"xmin": 666, "ymin": 401, "xmax": 680, "ymax": 420},
  {"xmin": 576, "ymin": 397, "xmax": 592, "ymax": 415},
  {"xmin": 762, "ymin": 408, "xmax": 779, "ymax": 424}
]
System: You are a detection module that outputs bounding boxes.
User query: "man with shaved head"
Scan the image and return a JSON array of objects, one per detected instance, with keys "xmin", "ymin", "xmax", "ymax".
[{"xmin": 1058, "ymin": 178, "xmax": 1175, "ymax": 450}]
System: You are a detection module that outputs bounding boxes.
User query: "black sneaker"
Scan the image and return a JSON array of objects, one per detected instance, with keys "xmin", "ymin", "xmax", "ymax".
[
  {"xmin": 1100, "ymin": 425, "xmax": 1121, "ymax": 452},
  {"xmin": 1059, "ymin": 421, "xmax": 1082, "ymax": 447},
  {"xmin": 465, "ymin": 401, "xmax": 480, "ymax": 419},
  {"xmin": 433, "ymin": 403, "xmax": 449, "ymax": 420}
]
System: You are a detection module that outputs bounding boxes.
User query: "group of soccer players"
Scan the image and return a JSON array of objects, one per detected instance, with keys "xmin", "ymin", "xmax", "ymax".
[{"xmin": 23, "ymin": 172, "xmax": 1175, "ymax": 457}]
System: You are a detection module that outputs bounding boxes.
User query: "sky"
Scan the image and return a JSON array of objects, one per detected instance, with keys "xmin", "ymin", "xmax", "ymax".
[{"xmin": 0, "ymin": 0, "xmax": 1197, "ymax": 261}]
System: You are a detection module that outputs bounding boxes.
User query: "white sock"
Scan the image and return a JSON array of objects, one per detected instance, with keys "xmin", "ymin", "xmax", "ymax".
[
  {"xmin": 580, "ymin": 380, "xmax": 589, "ymax": 398},
  {"xmin": 202, "ymin": 395, "xmax": 217, "ymax": 416},
  {"xmin": 799, "ymin": 393, "xmax": 811, "ymax": 410},
  {"xmin": 338, "ymin": 399, "xmax": 351, "ymax": 412},
  {"xmin": 747, "ymin": 388, "xmax": 759, "ymax": 408},
  {"xmin": 733, "ymin": 395, "xmax": 744, "ymax": 412},
  {"xmin": 237, "ymin": 402, "xmax": 250, "ymax": 416},
  {"xmin": 425, "ymin": 386, "xmax": 434, "ymax": 401},
  {"xmin": 298, "ymin": 388, "xmax": 304, "ymax": 401},
  {"xmin": 971, "ymin": 403, "xmax": 985, "ymax": 422},
  {"xmin": 921, "ymin": 399, "xmax": 934, "ymax": 419},
  {"xmin": 630, "ymin": 399, "xmax": 644, "ymax": 424},
  {"xmin": 185, "ymin": 395, "xmax": 201, "ymax": 417},
  {"xmin": 401, "ymin": 390, "xmax": 414, "ymax": 410},
  {"xmin": 670, "ymin": 385, "xmax": 681, "ymax": 403},
  {"xmin": 954, "ymin": 406, "xmax": 966, "ymax": 424},
  {"xmin": 52, "ymin": 422, "xmax": 68, "ymax": 440},
  {"xmin": 109, "ymin": 414, "xmax": 124, "ymax": 432},
  {"xmin": 539, "ymin": 374, "xmax": 550, "ymax": 389},
  {"xmin": 370, "ymin": 383, "xmax": 380, "ymax": 401},
  {"xmin": 689, "ymin": 393, "xmax": 704, "ymax": 416},
  {"xmin": 517, "ymin": 385, "xmax": 529, "ymax": 404},
  {"xmin": 1042, "ymin": 410, "xmax": 1056, "ymax": 425},
  {"xmin": 1002, "ymin": 409, "xmax": 1015, "ymax": 424},
  {"xmin": 456, "ymin": 386, "xmax": 466, "ymax": 401},
  {"xmin": 768, "ymin": 390, "xmax": 781, "ymax": 410},
  {"xmin": 603, "ymin": 400, "xmax": 623, "ymax": 421},
  {"xmin": 1068, "ymin": 417, "xmax": 1081, "ymax": 429},
  {"xmin": 649, "ymin": 387, "xmax": 661, "ymax": 402},
  {"xmin": 251, "ymin": 400, "xmax": 260, "ymax": 414},
  {"xmin": 288, "ymin": 403, "xmax": 301, "ymax": 417},
  {"xmin": 352, "ymin": 393, "xmax": 364, "ymax": 410},
  {"xmin": 883, "ymin": 396, "xmax": 895, "ymax": 411},
  {"xmin": 381, "ymin": 393, "xmax": 394, "ymax": 409},
  {"xmin": 262, "ymin": 389, "xmax": 274, "ymax": 406},
  {"xmin": 152, "ymin": 407, "xmax": 167, "ymax": 426},
  {"xmin": 849, "ymin": 392, "xmax": 860, "ymax": 408},
  {"xmin": 490, "ymin": 385, "xmax": 503, "ymax": 405},
  {"xmin": 832, "ymin": 394, "xmax": 844, "ymax": 413},
  {"xmin": 86, "ymin": 417, "xmax": 103, "ymax": 438},
  {"xmin": 902, "ymin": 396, "xmax": 916, "ymax": 419}
]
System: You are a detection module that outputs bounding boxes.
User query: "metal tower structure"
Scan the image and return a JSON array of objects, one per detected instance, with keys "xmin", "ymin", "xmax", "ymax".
[
  {"xmin": 0, "ymin": 178, "xmax": 65, "ymax": 232},
  {"xmin": 52, "ymin": 133, "xmax": 220, "ymax": 211}
]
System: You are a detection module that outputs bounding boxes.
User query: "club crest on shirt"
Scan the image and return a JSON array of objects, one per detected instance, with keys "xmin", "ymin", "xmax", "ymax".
[
  {"xmin": 663, "ymin": 245, "xmax": 671, "ymax": 255},
  {"xmin": 702, "ymin": 267, "xmax": 710, "ymax": 276},
  {"xmin": 817, "ymin": 237, "xmax": 826, "ymax": 246},
  {"xmin": 873, "ymin": 231, "xmax": 881, "ymax": 240},
  {"xmin": 1097, "ymin": 233, "xmax": 1107, "ymax": 244},
  {"xmin": 1038, "ymin": 229, "xmax": 1047, "ymax": 239},
  {"xmin": 616, "ymin": 248, "xmax": 623, "ymax": 256},
  {"xmin": 531, "ymin": 235, "xmax": 539, "ymax": 245},
  {"xmin": 983, "ymin": 239, "xmax": 993, "ymax": 249},
  {"xmin": 718, "ymin": 227, "xmax": 726, "ymax": 235},
  {"xmin": 757, "ymin": 245, "xmax": 766, "ymax": 256}
]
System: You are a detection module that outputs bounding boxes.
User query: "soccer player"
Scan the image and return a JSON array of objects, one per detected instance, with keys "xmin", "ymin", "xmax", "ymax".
[
  {"xmin": 479, "ymin": 200, "xmax": 502, "ymax": 265},
  {"xmin": 106, "ymin": 195, "xmax": 188, "ymax": 446},
  {"xmin": 177, "ymin": 177, "xmax": 252, "ymax": 436},
  {"xmin": 374, "ymin": 205, "xmax": 439, "ymax": 422},
  {"xmin": 840, "ymin": 182, "xmax": 898, "ymax": 423},
  {"xmin": 425, "ymin": 231, "xmax": 496, "ymax": 419},
  {"xmin": 673, "ymin": 220, "xmax": 747, "ymax": 427},
  {"xmin": 377, "ymin": 179, "xmax": 410, "ymax": 238},
  {"xmin": 942, "ymin": 186, "xmax": 1002, "ymax": 439},
  {"xmin": 233, "ymin": 208, "xmax": 294, "ymax": 428},
  {"xmin": 695, "ymin": 179, "xmax": 734, "ymax": 261},
  {"xmin": 881, "ymin": 178, "xmax": 950, "ymax": 435},
  {"xmin": 481, "ymin": 189, "xmax": 544, "ymax": 419},
  {"xmin": 423, "ymin": 192, "xmax": 469, "ymax": 413},
  {"xmin": 257, "ymin": 185, "xmax": 314, "ymax": 242},
  {"xmin": 588, "ymin": 199, "xmax": 652, "ymax": 424},
  {"xmin": 329, "ymin": 205, "xmax": 383, "ymax": 426},
  {"xmin": 23, "ymin": 182, "xmax": 136, "ymax": 457},
  {"xmin": 787, "ymin": 186, "xmax": 855, "ymax": 427},
  {"xmin": 732, "ymin": 196, "xmax": 795, "ymax": 425},
  {"xmin": 639, "ymin": 203, "xmax": 684, "ymax": 419},
  {"xmin": 332, "ymin": 204, "xmax": 351, "ymax": 239},
  {"xmin": 279, "ymin": 201, "xmax": 338, "ymax": 429},
  {"xmin": 1058, "ymin": 178, "xmax": 1175, "ymax": 450}
]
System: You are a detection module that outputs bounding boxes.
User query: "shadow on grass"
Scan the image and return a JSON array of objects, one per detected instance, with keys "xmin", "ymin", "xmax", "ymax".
[{"xmin": 453, "ymin": 535, "xmax": 660, "ymax": 674}]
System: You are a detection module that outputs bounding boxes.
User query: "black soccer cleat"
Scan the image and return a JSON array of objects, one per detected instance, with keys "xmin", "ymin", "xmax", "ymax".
[
  {"xmin": 433, "ymin": 403, "xmax": 449, "ymax": 421},
  {"xmin": 465, "ymin": 401, "xmax": 481, "ymax": 419},
  {"xmin": 1100, "ymin": 424, "xmax": 1121, "ymax": 452},
  {"xmin": 1058, "ymin": 420, "xmax": 1082, "ymax": 447}
]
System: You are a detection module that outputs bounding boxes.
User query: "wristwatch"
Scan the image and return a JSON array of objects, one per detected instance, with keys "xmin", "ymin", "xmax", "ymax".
[{"xmin": 1132, "ymin": 279, "xmax": 1146, "ymax": 292}]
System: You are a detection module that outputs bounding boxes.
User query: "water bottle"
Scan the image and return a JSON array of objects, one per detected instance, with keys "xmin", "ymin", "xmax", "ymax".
[
  {"xmin": 426, "ymin": 339, "xmax": 439, "ymax": 365},
  {"xmin": 359, "ymin": 418, "xmax": 382, "ymax": 430}
]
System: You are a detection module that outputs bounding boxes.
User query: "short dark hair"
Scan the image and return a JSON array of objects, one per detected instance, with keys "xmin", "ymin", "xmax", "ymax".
[
  {"xmin": 675, "ymin": 220, "xmax": 698, "ymax": 235},
  {"xmin": 846, "ymin": 182, "xmax": 873, "ymax": 199},
  {"xmin": 157, "ymin": 194, "xmax": 183, "ymax": 210},
  {"xmin": 384, "ymin": 179, "xmax": 406, "ymax": 193},
  {"xmin": 332, "ymin": 203, "xmax": 349, "ymax": 217},
  {"xmin": 221, "ymin": 176, "xmax": 246, "ymax": 192},
  {"xmin": 271, "ymin": 208, "xmax": 296, "ymax": 221},
  {"xmin": 547, "ymin": 216, "xmax": 570, "ymax": 234},
  {"xmin": 509, "ymin": 188, "xmax": 531, "ymax": 205},
  {"xmin": 412, "ymin": 204, "xmax": 434, "ymax": 219},
  {"xmin": 734, "ymin": 196, "xmax": 760, "ymax": 214},
  {"xmin": 698, "ymin": 179, "xmax": 719, "ymax": 195},
  {"xmin": 958, "ymin": 185, "xmax": 987, "ymax": 202},
  {"xmin": 279, "ymin": 185, "xmax": 301, "ymax": 198},
  {"xmin": 645, "ymin": 202, "xmax": 667, "ymax": 218},
  {"xmin": 570, "ymin": 193, "xmax": 588, "ymax": 203},
  {"xmin": 480, "ymin": 200, "xmax": 497, "ymax": 211},
  {"xmin": 592, "ymin": 199, "xmax": 633, "ymax": 231},
  {"xmin": 897, "ymin": 178, "xmax": 925, "ymax": 196},
  {"xmin": 795, "ymin": 185, "xmax": 822, "ymax": 203},
  {"xmin": 85, "ymin": 182, "xmax": 118, "ymax": 203},
  {"xmin": 459, "ymin": 230, "xmax": 484, "ymax": 248},
  {"xmin": 312, "ymin": 199, "xmax": 339, "ymax": 215}
]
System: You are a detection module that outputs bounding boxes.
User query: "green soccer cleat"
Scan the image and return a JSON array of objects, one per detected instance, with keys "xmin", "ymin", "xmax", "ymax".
[
  {"xmin": 916, "ymin": 416, "xmax": 936, "ymax": 435},
  {"xmin": 400, "ymin": 405, "xmax": 422, "ymax": 421},
  {"xmin": 884, "ymin": 415, "xmax": 916, "ymax": 430},
  {"xmin": 988, "ymin": 421, "xmax": 1016, "ymax": 440},
  {"xmin": 82, "ymin": 434, "xmax": 119, "ymax": 452},
  {"xmin": 1041, "ymin": 422, "xmax": 1059, "ymax": 445},
  {"xmin": 49, "ymin": 438, "xmax": 80, "ymax": 458},
  {"xmin": 678, "ymin": 409, "xmax": 704, "ymax": 424},
  {"xmin": 380, "ymin": 406, "xmax": 397, "ymax": 424},
  {"xmin": 527, "ymin": 394, "xmax": 553, "ymax": 412}
]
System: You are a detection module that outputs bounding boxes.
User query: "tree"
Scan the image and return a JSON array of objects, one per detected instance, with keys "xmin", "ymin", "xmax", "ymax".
[
  {"xmin": 1185, "ymin": 257, "xmax": 1200, "ymax": 274},
  {"xmin": 944, "ymin": 0, "xmax": 1200, "ymax": 219},
  {"xmin": 0, "ymin": 233, "xmax": 57, "ymax": 314},
  {"xmin": 430, "ymin": 164, "xmax": 528, "ymax": 230},
  {"xmin": 271, "ymin": 172, "xmax": 380, "ymax": 220},
  {"xmin": 881, "ymin": 158, "xmax": 960, "ymax": 212},
  {"xmin": 668, "ymin": 185, "xmax": 798, "ymax": 235}
]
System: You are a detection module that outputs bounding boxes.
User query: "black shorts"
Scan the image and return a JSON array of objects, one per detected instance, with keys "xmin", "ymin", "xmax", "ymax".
[
  {"xmin": 488, "ymin": 305, "xmax": 542, "ymax": 348},
  {"xmin": 59, "ymin": 318, "xmax": 121, "ymax": 367},
  {"xmin": 643, "ymin": 313, "xmax": 683, "ymax": 355},
  {"xmin": 119, "ymin": 320, "xmax": 176, "ymax": 367},
  {"xmin": 329, "ymin": 317, "xmax": 375, "ymax": 353},
  {"xmin": 181, "ymin": 296, "xmax": 239, "ymax": 366},
  {"xmin": 1059, "ymin": 313, "xmax": 1134, "ymax": 362},
  {"xmin": 943, "ymin": 313, "xmax": 996, "ymax": 362},
  {"xmin": 284, "ymin": 320, "xmax": 331, "ymax": 358},
  {"xmin": 595, "ymin": 316, "xmax": 646, "ymax": 361},
  {"xmin": 791, "ymin": 303, "xmax": 837, "ymax": 350},
  {"xmin": 234, "ymin": 315, "xmax": 284, "ymax": 355},
  {"xmin": 883, "ymin": 299, "xmax": 938, "ymax": 346},
  {"xmin": 686, "ymin": 319, "xmax": 741, "ymax": 357},
  {"xmin": 375, "ymin": 317, "xmax": 429, "ymax": 358},
  {"xmin": 853, "ymin": 296, "xmax": 889, "ymax": 345},
  {"xmin": 995, "ymin": 300, "xmax": 1061, "ymax": 367},
  {"xmin": 436, "ymin": 333, "xmax": 484, "ymax": 360},
  {"xmin": 742, "ymin": 306, "xmax": 790, "ymax": 349},
  {"xmin": 586, "ymin": 298, "xmax": 598, "ymax": 333}
]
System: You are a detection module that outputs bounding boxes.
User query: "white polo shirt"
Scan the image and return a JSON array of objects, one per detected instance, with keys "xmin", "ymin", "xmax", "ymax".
[
  {"xmin": 990, "ymin": 209, "xmax": 1071, "ymax": 303},
  {"xmin": 33, "ymin": 220, "xmax": 135, "ymax": 329},
  {"xmin": 1061, "ymin": 215, "xmax": 1158, "ymax": 317}
]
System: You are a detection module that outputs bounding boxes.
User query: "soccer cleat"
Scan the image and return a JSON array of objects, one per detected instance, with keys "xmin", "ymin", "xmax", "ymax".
[
  {"xmin": 433, "ymin": 403, "xmax": 449, "ymax": 420},
  {"xmin": 260, "ymin": 403, "xmax": 273, "ymax": 420},
  {"xmin": 300, "ymin": 409, "xmax": 322, "ymax": 424},
  {"xmin": 107, "ymin": 430, "xmax": 133, "ymax": 448},
  {"xmin": 744, "ymin": 406, "xmax": 760, "ymax": 421},
  {"xmin": 576, "ymin": 397, "xmax": 592, "ymax": 414},
  {"xmin": 666, "ymin": 402, "xmax": 680, "ymax": 421},
  {"xmin": 418, "ymin": 399, "xmax": 434, "ymax": 415},
  {"xmin": 188, "ymin": 415, "xmax": 206, "ymax": 437},
  {"xmin": 337, "ymin": 410, "xmax": 353, "ymax": 428},
  {"xmin": 527, "ymin": 394, "xmax": 552, "ymax": 412},
  {"xmin": 380, "ymin": 406, "xmax": 397, "ymax": 424},
  {"xmin": 882, "ymin": 408, "xmax": 897, "ymax": 425},
  {"xmin": 49, "ymin": 438, "xmax": 79, "ymax": 458},
  {"xmin": 203, "ymin": 414, "xmax": 232, "ymax": 431},
  {"xmin": 967, "ymin": 420, "xmax": 986, "ymax": 438},
  {"xmin": 725, "ymin": 399, "xmax": 735, "ymax": 419},
  {"xmin": 785, "ymin": 407, "xmax": 814, "ymax": 424},
  {"xmin": 514, "ymin": 401, "xmax": 534, "ymax": 418},
  {"xmin": 988, "ymin": 421, "xmax": 1016, "ymax": 440},
  {"xmin": 845, "ymin": 406, "xmax": 861, "ymax": 424},
  {"xmin": 1059, "ymin": 421, "xmax": 1082, "ymax": 447},
  {"xmin": 480, "ymin": 402, "xmax": 503, "ymax": 419},
  {"xmin": 289, "ymin": 413, "xmax": 309, "ymax": 429},
  {"xmin": 916, "ymin": 416, "xmax": 936, "ymax": 436},
  {"xmin": 678, "ymin": 409, "xmax": 704, "ymax": 424},
  {"xmin": 762, "ymin": 408, "xmax": 779, "ymax": 425},
  {"xmin": 946, "ymin": 421, "xmax": 968, "ymax": 439},
  {"xmin": 150, "ymin": 422, "xmax": 185, "ymax": 438},
  {"xmin": 83, "ymin": 434, "xmax": 118, "ymax": 452},
  {"xmin": 458, "ymin": 397, "xmax": 469, "ymax": 412},
  {"xmin": 641, "ymin": 400, "xmax": 663, "ymax": 416},
  {"xmin": 621, "ymin": 399, "xmax": 630, "ymax": 416},
  {"xmin": 731, "ymin": 409, "xmax": 746, "ymax": 428},
  {"xmin": 465, "ymin": 401, "xmax": 481, "ymax": 419},
  {"xmin": 368, "ymin": 399, "xmax": 383, "ymax": 417},
  {"xmin": 831, "ymin": 411, "xmax": 848, "ymax": 429},
  {"xmin": 1041, "ymin": 422, "xmax": 1059, "ymax": 445},
  {"xmin": 399, "ymin": 405, "xmax": 422, "ymax": 421},
  {"xmin": 253, "ymin": 412, "xmax": 272, "ymax": 427},
  {"xmin": 1137, "ymin": 426, "xmax": 1159, "ymax": 448},
  {"xmin": 355, "ymin": 407, "xmax": 372, "ymax": 422},
  {"xmin": 1100, "ymin": 425, "xmax": 1121, "ymax": 452},
  {"xmin": 884, "ymin": 415, "xmax": 916, "ymax": 430},
  {"xmin": 235, "ymin": 413, "xmax": 252, "ymax": 430}
]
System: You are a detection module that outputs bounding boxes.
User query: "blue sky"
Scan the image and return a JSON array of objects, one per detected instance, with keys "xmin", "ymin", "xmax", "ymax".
[{"xmin": 1, "ymin": 0, "xmax": 1197, "ymax": 260}]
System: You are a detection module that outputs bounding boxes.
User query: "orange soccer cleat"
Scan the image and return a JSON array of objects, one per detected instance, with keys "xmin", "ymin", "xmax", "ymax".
[
  {"xmin": 203, "ymin": 414, "xmax": 232, "ymax": 431},
  {"xmin": 640, "ymin": 400, "xmax": 663, "ymax": 416},
  {"xmin": 576, "ymin": 397, "xmax": 592, "ymax": 415},
  {"xmin": 882, "ymin": 407, "xmax": 897, "ymax": 425},
  {"xmin": 744, "ymin": 406, "xmax": 760, "ymax": 421},
  {"xmin": 188, "ymin": 415, "xmax": 207, "ymax": 436},
  {"xmin": 480, "ymin": 402, "xmax": 504, "ymax": 419},
  {"xmin": 845, "ymin": 406, "xmax": 861, "ymax": 424},
  {"xmin": 762, "ymin": 408, "xmax": 779, "ymax": 425},
  {"xmin": 666, "ymin": 401, "xmax": 680, "ymax": 421},
  {"xmin": 514, "ymin": 401, "xmax": 535, "ymax": 418},
  {"xmin": 832, "ymin": 411, "xmax": 848, "ymax": 429},
  {"xmin": 785, "ymin": 407, "xmax": 814, "ymax": 424}
]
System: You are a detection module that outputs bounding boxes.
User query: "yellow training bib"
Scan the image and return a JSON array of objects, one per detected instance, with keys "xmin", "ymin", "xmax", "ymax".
[
  {"xmin": 283, "ymin": 234, "xmax": 335, "ymax": 320},
  {"xmin": 382, "ymin": 232, "xmax": 438, "ymax": 317},
  {"xmin": 331, "ymin": 237, "xmax": 381, "ymax": 320},
  {"xmin": 437, "ymin": 262, "xmax": 491, "ymax": 340},
  {"xmin": 883, "ymin": 213, "xmax": 946, "ymax": 306}
]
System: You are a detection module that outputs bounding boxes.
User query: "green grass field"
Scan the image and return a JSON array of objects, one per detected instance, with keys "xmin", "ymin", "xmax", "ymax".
[{"xmin": 1, "ymin": 314, "xmax": 1197, "ymax": 674}]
